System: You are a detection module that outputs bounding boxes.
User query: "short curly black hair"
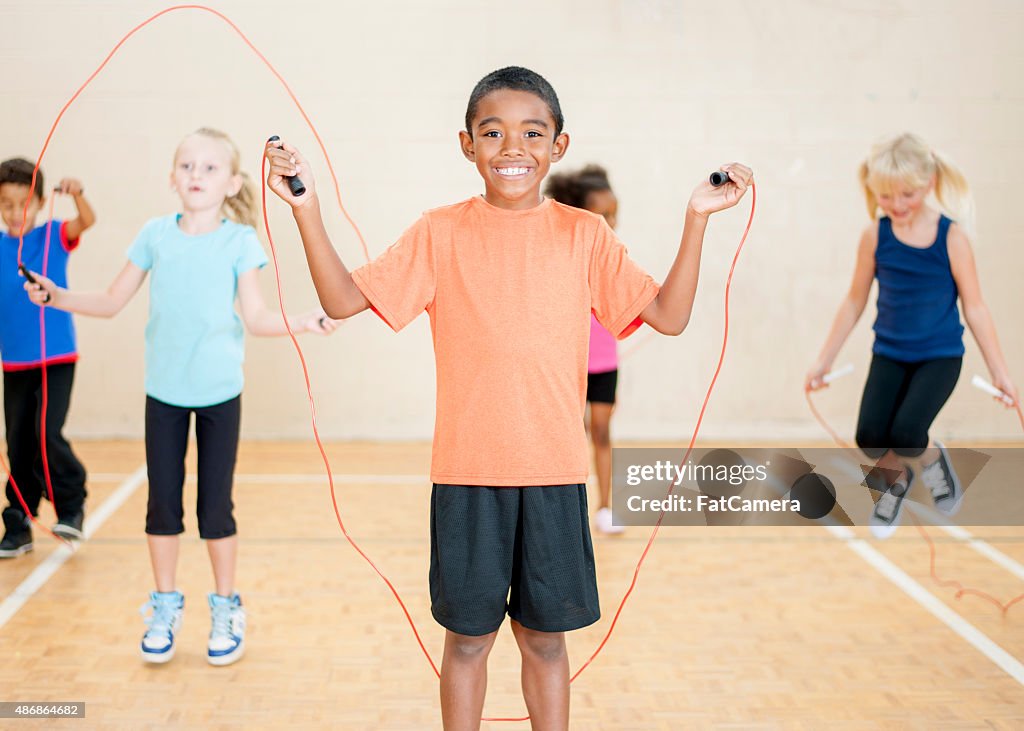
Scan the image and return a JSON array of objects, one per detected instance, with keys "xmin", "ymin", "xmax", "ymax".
[
  {"xmin": 465, "ymin": 66, "xmax": 564, "ymax": 138},
  {"xmin": 0, "ymin": 158, "xmax": 44, "ymax": 199}
]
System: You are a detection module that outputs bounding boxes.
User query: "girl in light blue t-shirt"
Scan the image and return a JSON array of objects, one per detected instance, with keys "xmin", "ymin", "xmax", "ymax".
[{"xmin": 25, "ymin": 128, "xmax": 336, "ymax": 667}]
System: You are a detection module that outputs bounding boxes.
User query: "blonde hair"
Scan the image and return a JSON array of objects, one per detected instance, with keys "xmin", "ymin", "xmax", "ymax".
[
  {"xmin": 177, "ymin": 128, "xmax": 259, "ymax": 229},
  {"xmin": 858, "ymin": 132, "xmax": 974, "ymax": 231}
]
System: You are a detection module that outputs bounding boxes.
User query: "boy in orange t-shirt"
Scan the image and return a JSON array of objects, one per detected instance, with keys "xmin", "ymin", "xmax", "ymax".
[{"xmin": 266, "ymin": 66, "xmax": 752, "ymax": 731}]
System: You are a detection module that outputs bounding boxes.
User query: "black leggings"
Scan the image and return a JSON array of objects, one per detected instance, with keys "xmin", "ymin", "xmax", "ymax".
[
  {"xmin": 855, "ymin": 354, "xmax": 962, "ymax": 459},
  {"xmin": 145, "ymin": 395, "xmax": 240, "ymax": 539}
]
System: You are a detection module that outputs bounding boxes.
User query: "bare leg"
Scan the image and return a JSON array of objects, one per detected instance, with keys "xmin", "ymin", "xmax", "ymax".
[
  {"xmin": 511, "ymin": 621, "xmax": 569, "ymax": 731},
  {"xmin": 589, "ymin": 403, "xmax": 614, "ymax": 510},
  {"xmin": 440, "ymin": 629, "xmax": 498, "ymax": 731},
  {"xmin": 147, "ymin": 534, "xmax": 179, "ymax": 593},
  {"xmin": 206, "ymin": 534, "xmax": 238, "ymax": 597}
]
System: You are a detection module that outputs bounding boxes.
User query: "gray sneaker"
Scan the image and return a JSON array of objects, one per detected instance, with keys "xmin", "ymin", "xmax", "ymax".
[
  {"xmin": 921, "ymin": 442, "xmax": 961, "ymax": 515},
  {"xmin": 869, "ymin": 467, "xmax": 913, "ymax": 539}
]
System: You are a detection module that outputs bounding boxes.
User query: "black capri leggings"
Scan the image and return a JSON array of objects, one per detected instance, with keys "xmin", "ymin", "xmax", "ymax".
[
  {"xmin": 144, "ymin": 395, "xmax": 241, "ymax": 539},
  {"xmin": 855, "ymin": 354, "xmax": 962, "ymax": 459}
]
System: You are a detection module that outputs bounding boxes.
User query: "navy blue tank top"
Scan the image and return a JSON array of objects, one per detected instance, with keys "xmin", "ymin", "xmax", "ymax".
[{"xmin": 872, "ymin": 215, "xmax": 964, "ymax": 362}]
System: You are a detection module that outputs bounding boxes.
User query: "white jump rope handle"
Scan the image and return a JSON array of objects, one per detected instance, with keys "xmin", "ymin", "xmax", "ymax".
[
  {"xmin": 971, "ymin": 374, "xmax": 1014, "ymax": 405},
  {"xmin": 822, "ymin": 363, "xmax": 854, "ymax": 385}
]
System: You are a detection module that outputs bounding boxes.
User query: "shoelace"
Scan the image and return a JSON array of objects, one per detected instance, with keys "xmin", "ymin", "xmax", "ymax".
[
  {"xmin": 921, "ymin": 462, "xmax": 950, "ymax": 500},
  {"xmin": 140, "ymin": 596, "xmax": 179, "ymax": 635},
  {"xmin": 210, "ymin": 601, "xmax": 233, "ymax": 638}
]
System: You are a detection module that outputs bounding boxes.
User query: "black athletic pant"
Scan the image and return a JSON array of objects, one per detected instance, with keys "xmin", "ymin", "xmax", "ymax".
[
  {"xmin": 144, "ymin": 395, "xmax": 240, "ymax": 539},
  {"xmin": 855, "ymin": 354, "xmax": 962, "ymax": 459},
  {"xmin": 3, "ymin": 363, "xmax": 87, "ymax": 518}
]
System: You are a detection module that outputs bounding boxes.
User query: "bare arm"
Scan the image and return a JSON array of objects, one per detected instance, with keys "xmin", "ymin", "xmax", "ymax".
[
  {"xmin": 24, "ymin": 261, "xmax": 146, "ymax": 317},
  {"xmin": 948, "ymin": 224, "xmax": 1018, "ymax": 407},
  {"xmin": 264, "ymin": 141, "xmax": 370, "ymax": 319},
  {"xmin": 56, "ymin": 178, "xmax": 96, "ymax": 242},
  {"xmin": 805, "ymin": 225, "xmax": 877, "ymax": 391},
  {"xmin": 235, "ymin": 267, "xmax": 337, "ymax": 337},
  {"xmin": 639, "ymin": 210, "xmax": 707, "ymax": 335},
  {"xmin": 640, "ymin": 163, "xmax": 753, "ymax": 335}
]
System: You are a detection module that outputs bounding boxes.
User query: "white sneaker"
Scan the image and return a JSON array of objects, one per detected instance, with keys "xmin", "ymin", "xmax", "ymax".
[
  {"xmin": 594, "ymin": 507, "xmax": 624, "ymax": 535},
  {"xmin": 140, "ymin": 591, "xmax": 184, "ymax": 663},
  {"xmin": 207, "ymin": 593, "xmax": 246, "ymax": 666}
]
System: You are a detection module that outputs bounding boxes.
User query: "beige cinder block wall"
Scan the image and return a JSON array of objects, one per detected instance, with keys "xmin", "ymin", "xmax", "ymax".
[{"xmin": 2, "ymin": 0, "xmax": 1022, "ymax": 441}]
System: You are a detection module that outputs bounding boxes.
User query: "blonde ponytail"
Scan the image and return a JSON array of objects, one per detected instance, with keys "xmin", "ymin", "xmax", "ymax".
[
  {"xmin": 857, "ymin": 159, "xmax": 877, "ymax": 220},
  {"xmin": 225, "ymin": 170, "xmax": 259, "ymax": 229},
  {"xmin": 931, "ymin": 148, "xmax": 974, "ymax": 233}
]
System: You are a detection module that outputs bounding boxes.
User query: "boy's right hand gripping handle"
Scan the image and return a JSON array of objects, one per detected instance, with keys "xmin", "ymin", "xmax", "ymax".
[{"xmin": 267, "ymin": 136, "xmax": 306, "ymax": 197}]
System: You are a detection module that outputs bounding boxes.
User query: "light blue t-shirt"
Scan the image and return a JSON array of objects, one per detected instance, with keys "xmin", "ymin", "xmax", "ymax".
[{"xmin": 127, "ymin": 214, "xmax": 268, "ymax": 407}]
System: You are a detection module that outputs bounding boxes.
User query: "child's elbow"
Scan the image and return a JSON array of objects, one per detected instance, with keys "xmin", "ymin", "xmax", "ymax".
[
  {"xmin": 962, "ymin": 301, "xmax": 989, "ymax": 323},
  {"xmin": 664, "ymin": 320, "xmax": 688, "ymax": 337},
  {"xmin": 650, "ymin": 319, "xmax": 685, "ymax": 337},
  {"xmin": 660, "ymin": 312, "xmax": 690, "ymax": 337}
]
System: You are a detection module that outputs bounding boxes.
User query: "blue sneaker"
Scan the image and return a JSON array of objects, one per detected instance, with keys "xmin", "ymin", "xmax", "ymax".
[
  {"xmin": 140, "ymin": 591, "xmax": 184, "ymax": 663},
  {"xmin": 207, "ymin": 593, "xmax": 246, "ymax": 666}
]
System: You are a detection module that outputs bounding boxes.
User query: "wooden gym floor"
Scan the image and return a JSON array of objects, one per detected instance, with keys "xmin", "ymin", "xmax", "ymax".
[{"xmin": 1, "ymin": 440, "xmax": 1024, "ymax": 730}]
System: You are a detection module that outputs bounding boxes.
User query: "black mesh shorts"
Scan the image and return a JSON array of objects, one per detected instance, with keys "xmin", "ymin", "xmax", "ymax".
[{"xmin": 429, "ymin": 483, "xmax": 600, "ymax": 636}]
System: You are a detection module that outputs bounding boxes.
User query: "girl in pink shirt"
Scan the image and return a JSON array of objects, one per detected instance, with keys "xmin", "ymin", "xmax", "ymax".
[{"xmin": 546, "ymin": 165, "xmax": 623, "ymax": 534}]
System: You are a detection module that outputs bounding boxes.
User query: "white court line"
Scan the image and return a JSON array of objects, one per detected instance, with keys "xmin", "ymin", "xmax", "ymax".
[
  {"xmin": 0, "ymin": 468, "xmax": 418, "ymax": 632},
  {"xmin": 89, "ymin": 472, "xmax": 426, "ymax": 485},
  {"xmin": 907, "ymin": 502, "xmax": 1024, "ymax": 582},
  {"xmin": 808, "ymin": 458, "xmax": 1024, "ymax": 682},
  {"xmin": 0, "ymin": 464, "xmax": 147, "ymax": 632},
  {"xmin": 827, "ymin": 525, "xmax": 1024, "ymax": 685}
]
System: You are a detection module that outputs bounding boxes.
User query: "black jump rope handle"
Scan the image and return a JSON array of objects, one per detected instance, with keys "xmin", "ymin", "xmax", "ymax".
[
  {"xmin": 267, "ymin": 136, "xmax": 306, "ymax": 197},
  {"xmin": 709, "ymin": 170, "xmax": 731, "ymax": 187},
  {"xmin": 19, "ymin": 264, "xmax": 51, "ymax": 303}
]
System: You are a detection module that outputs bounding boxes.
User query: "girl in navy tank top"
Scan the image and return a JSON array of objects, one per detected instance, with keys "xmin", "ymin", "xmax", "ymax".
[{"xmin": 805, "ymin": 133, "xmax": 1018, "ymax": 537}]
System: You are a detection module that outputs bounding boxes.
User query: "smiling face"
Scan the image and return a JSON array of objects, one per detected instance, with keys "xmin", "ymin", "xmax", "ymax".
[
  {"xmin": 170, "ymin": 133, "xmax": 241, "ymax": 214},
  {"xmin": 872, "ymin": 177, "xmax": 932, "ymax": 224},
  {"xmin": 459, "ymin": 89, "xmax": 569, "ymax": 210}
]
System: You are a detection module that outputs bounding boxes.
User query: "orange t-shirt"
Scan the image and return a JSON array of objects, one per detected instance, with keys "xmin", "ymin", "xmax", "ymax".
[{"xmin": 352, "ymin": 195, "xmax": 660, "ymax": 486}]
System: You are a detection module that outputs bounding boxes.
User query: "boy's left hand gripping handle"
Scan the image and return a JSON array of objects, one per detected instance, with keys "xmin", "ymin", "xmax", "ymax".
[{"xmin": 267, "ymin": 136, "xmax": 307, "ymax": 197}]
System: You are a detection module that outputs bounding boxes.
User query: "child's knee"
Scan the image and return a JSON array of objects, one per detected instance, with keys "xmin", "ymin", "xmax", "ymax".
[
  {"xmin": 516, "ymin": 627, "xmax": 566, "ymax": 662},
  {"xmin": 590, "ymin": 423, "xmax": 611, "ymax": 448},
  {"xmin": 445, "ymin": 630, "xmax": 496, "ymax": 661}
]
